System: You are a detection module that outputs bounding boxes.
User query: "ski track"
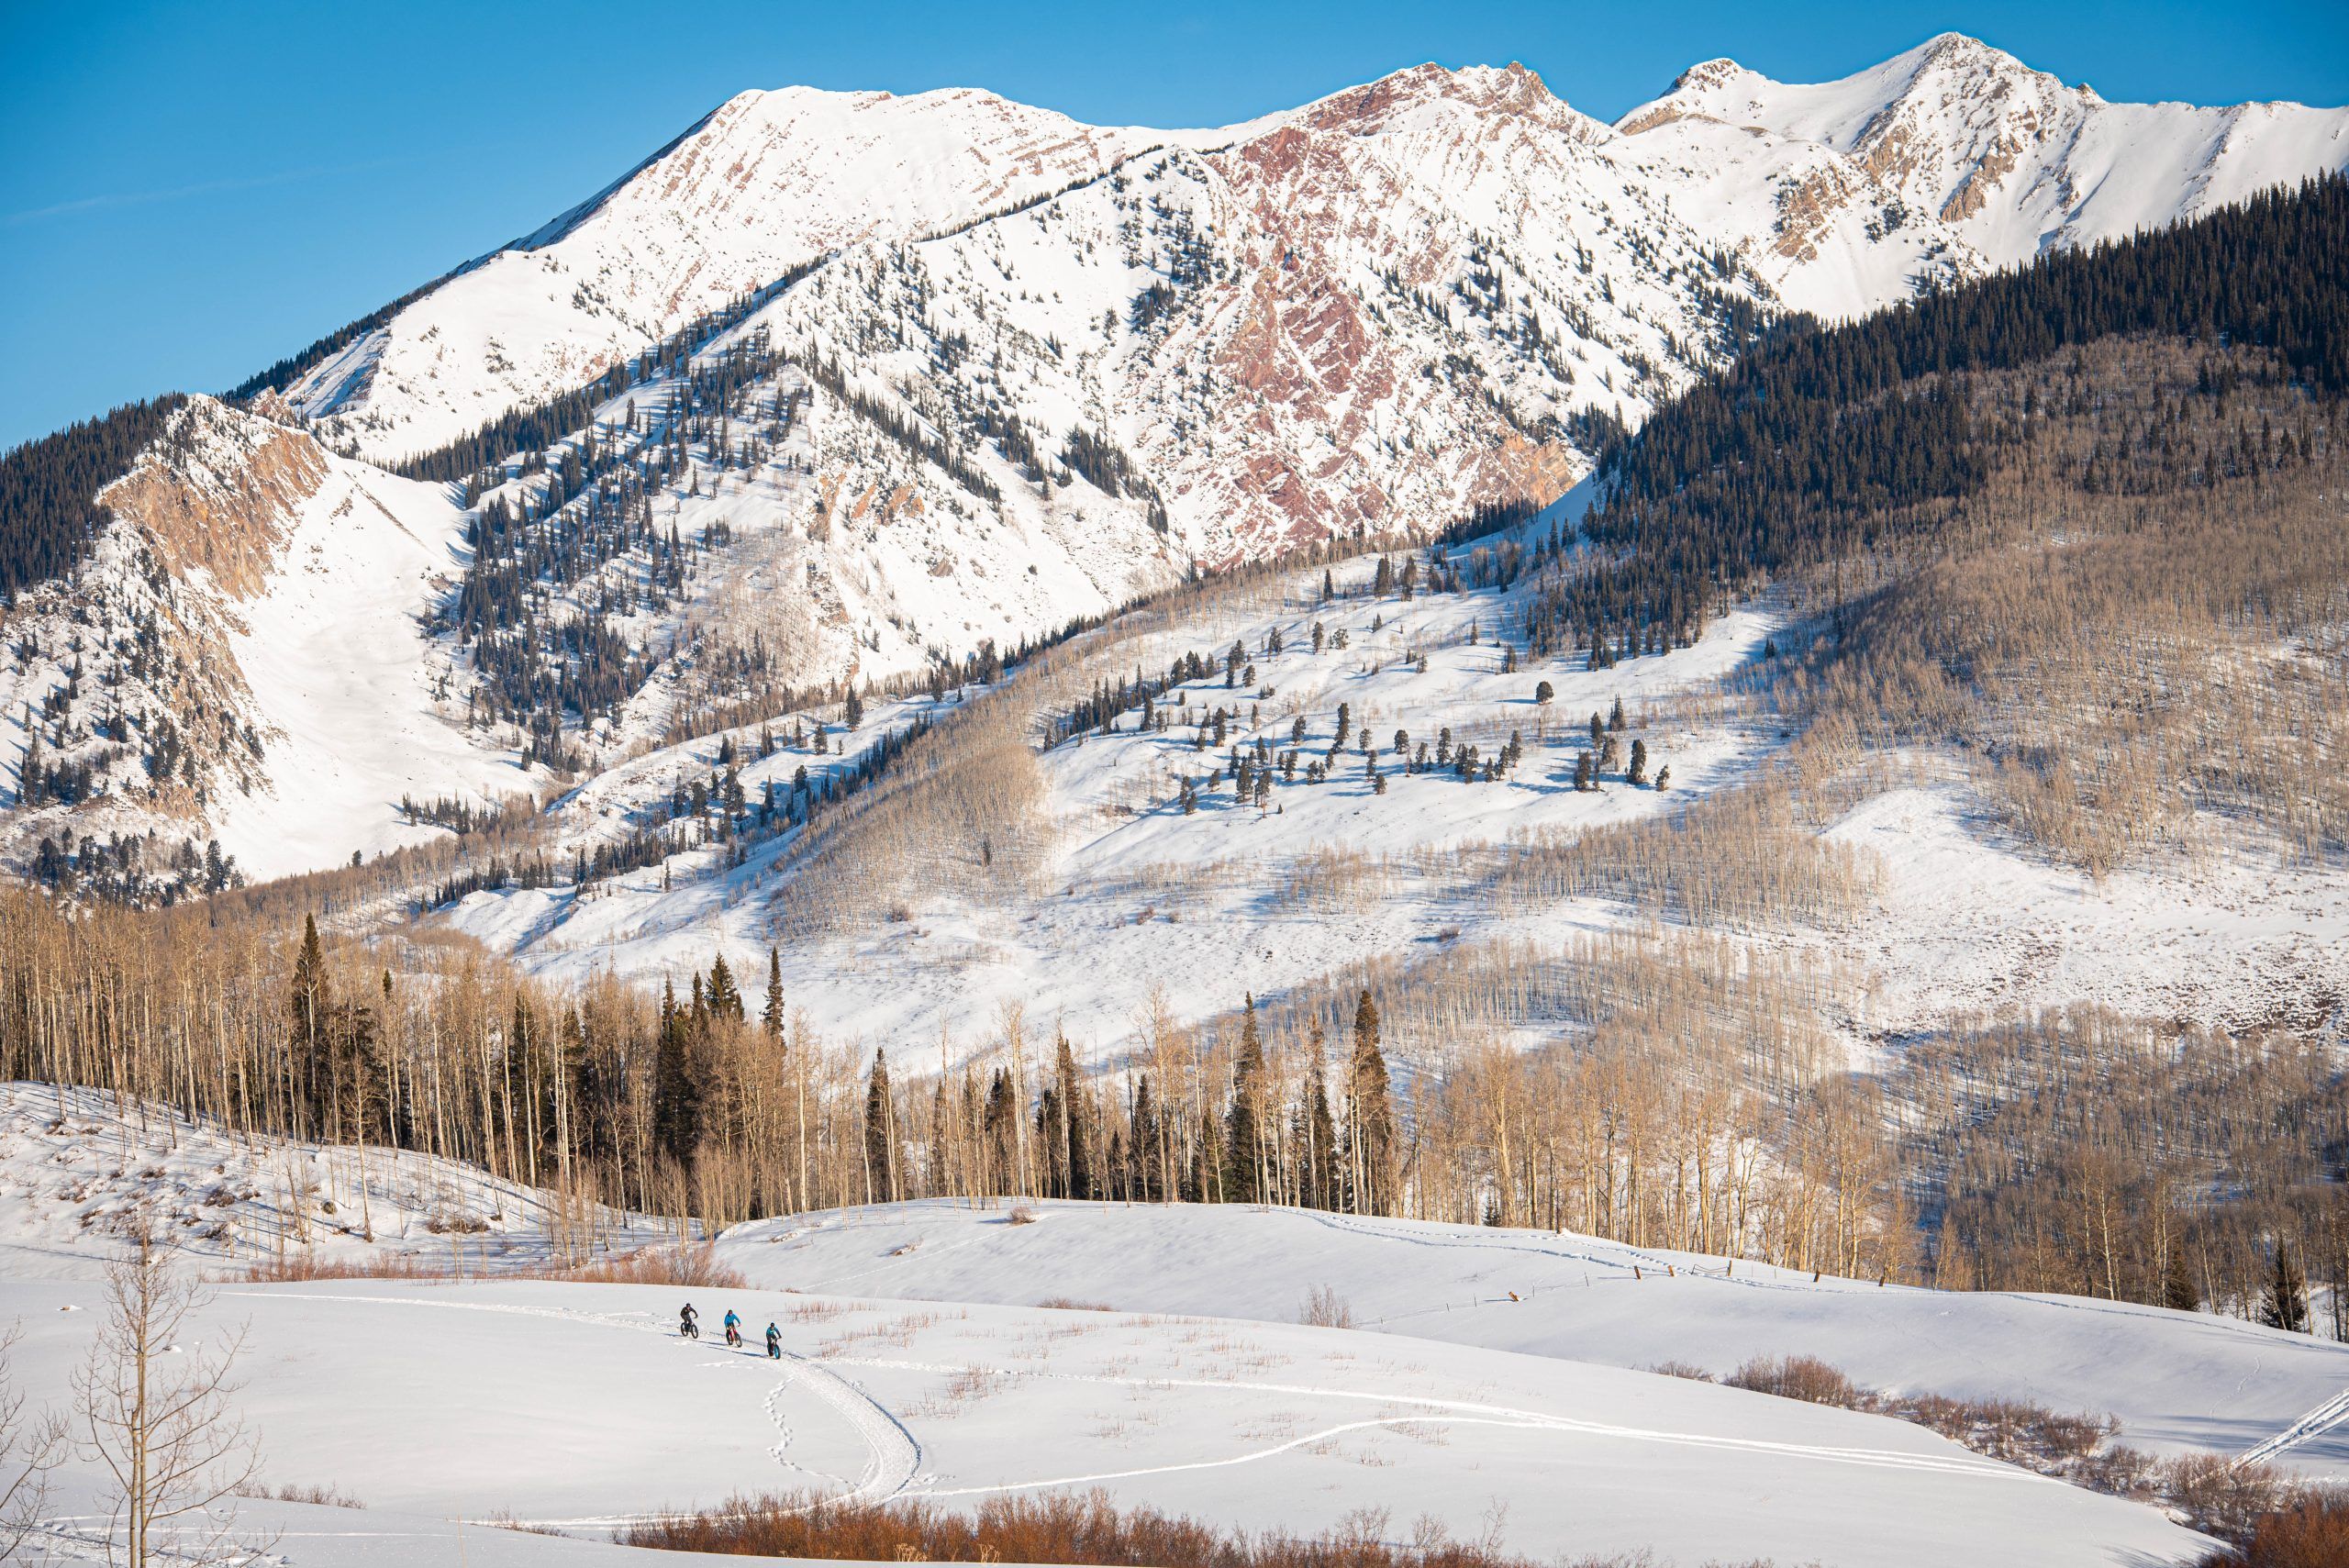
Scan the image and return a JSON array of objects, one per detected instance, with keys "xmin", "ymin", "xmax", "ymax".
[{"xmin": 229, "ymin": 1284, "xmax": 2057, "ymax": 1529}]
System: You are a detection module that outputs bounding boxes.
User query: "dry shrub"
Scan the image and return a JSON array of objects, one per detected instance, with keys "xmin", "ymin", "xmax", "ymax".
[
  {"xmin": 560, "ymin": 1240, "xmax": 745, "ymax": 1289},
  {"xmin": 1298, "ymin": 1284, "xmax": 1356, "ymax": 1329},
  {"xmin": 239, "ymin": 1240, "xmax": 741, "ymax": 1289},
  {"xmin": 1723, "ymin": 1355, "xmax": 1858, "ymax": 1408},
  {"xmin": 236, "ymin": 1481, "xmax": 364, "ymax": 1509},
  {"xmin": 2214, "ymin": 1492, "xmax": 2349, "ymax": 1568},
  {"xmin": 621, "ymin": 1487, "xmax": 1641, "ymax": 1567},
  {"xmin": 2162, "ymin": 1453, "xmax": 2298, "ymax": 1547},
  {"xmin": 239, "ymin": 1253, "xmax": 452, "ymax": 1284},
  {"xmin": 1644, "ymin": 1361, "xmax": 1715, "ymax": 1383},
  {"xmin": 1717, "ymin": 1351, "xmax": 2332, "ymax": 1547}
]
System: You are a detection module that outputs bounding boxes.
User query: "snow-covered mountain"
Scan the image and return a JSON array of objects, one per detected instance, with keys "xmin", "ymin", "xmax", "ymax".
[
  {"xmin": 1, "ymin": 394, "xmax": 522, "ymax": 889},
  {"xmin": 284, "ymin": 84, "xmax": 1167, "ymax": 464},
  {"xmin": 6, "ymin": 34, "xmax": 2346, "ymax": 895},
  {"xmin": 1619, "ymin": 32, "xmax": 2349, "ymax": 314}
]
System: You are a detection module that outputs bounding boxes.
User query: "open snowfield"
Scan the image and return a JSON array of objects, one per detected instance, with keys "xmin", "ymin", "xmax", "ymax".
[
  {"xmin": 0, "ymin": 1268, "xmax": 2214, "ymax": 1567},
  {"xmin": 1823, "ymin": 782, "xmax": 2349, "ymax": 1034},
  {"xmin": 208, "ymin": 444, "xmax": 528, "ymax": 883},
  {"xmin": 723, "ymin": 1199, "xmax": 2349, "ymax": 1483},
  {"xmin": 0, "ymin": 1091, "xmax": 2309, "ymax": 1565}
]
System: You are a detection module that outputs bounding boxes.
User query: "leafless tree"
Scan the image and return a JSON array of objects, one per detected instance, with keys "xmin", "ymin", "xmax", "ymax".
[
  {"xmin": 72, "ymin": 1222, "xmax": 270, "ymax": 1567},
  {"xmin": 1, "ymin": 1321, "xmax": 67, "ymax": 1563}
]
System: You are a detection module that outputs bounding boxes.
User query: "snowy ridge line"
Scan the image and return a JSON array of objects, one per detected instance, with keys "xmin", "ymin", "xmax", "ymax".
[
  {"xmin": 2236, "ymin": 1383, "xmax": 2349, "ymax": 1469},
  {"xmin": 822, "ymin": 1355, "xmax": 2054, "ymax": 1485}
]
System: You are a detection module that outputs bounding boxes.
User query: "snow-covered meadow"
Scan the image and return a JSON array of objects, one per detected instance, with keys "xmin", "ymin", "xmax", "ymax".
[
  {"xmin": 0, "ymin": 1269, "xmax": 2213, "ymax": 1568},
  {"xmin": 12, "ymin": 1092, "xmax": 2349, "ymax": 1566}
]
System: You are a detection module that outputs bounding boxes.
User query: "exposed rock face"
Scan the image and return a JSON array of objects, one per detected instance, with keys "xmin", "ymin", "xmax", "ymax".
[{"xmin": 100, "ymin": 401, "xmax": 329, "ymax": 601}]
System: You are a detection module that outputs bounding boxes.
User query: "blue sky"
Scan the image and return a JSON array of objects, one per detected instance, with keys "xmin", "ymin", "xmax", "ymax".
[{"xmin": 3, "ymin": 0, "xmax": 2344, "ymax": 450}]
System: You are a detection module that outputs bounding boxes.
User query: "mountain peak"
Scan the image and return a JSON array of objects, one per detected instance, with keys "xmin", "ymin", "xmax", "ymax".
[{"xmin": 1291, "ymin": 59, "xmax": 1593, "ymax": 142}]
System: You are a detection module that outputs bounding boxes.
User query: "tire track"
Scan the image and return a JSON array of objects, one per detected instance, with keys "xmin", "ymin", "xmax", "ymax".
[
  {"xmin": 229, "ymin": 1289, "xmax": 919, "ymax": 1518},
  {"xmin": 2237, "ymin": 1382, "xmax": 2349, "ymax": 1468},
  {"xmin": 829, "ymin": 1354, "xmax": 2049, "ymax": 1487}
]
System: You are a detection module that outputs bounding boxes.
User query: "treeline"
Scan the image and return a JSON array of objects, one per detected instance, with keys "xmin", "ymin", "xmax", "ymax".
[
  {"xmin": 1901, "ymin": 1007, "xmax": 2349, "ymax": 1337},
  {"xmin": 0, "ymin": 395, "xmax": 186, "ymax": 598},
  {"xmin": 0, "ymin": 881, "xmax": 1906, "ymax": 1286},
  {"xmin": 1532, "ymin": 172, "xmax": 2349, "ymax": 659},
  {"xmin": 228, "ymin": 274, "xmax": 452, "ymax": 402}
]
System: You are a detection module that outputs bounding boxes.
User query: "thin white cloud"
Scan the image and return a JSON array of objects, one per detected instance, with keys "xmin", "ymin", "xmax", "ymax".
[{"xmin": 3, "ymin": 157, "xmax": 406, "ymax": 226}]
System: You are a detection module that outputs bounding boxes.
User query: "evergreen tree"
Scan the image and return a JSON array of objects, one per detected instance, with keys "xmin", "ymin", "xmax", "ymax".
[
  {"xmin": 763, "ymin": 945, "xmax": 786, "ymax": 1045},
  {"xmin": 2260, "ymin": 1243, "xmax": 2310, "ymax": 1332},
  {"xmin": 1130, "ymin": 1074, "xmax": 1163, "ymax": 1202},
  {"xmin": 705, "ymin": 952, "xmax": 745, "ymax": 1023},
  {"xmin": 1055, "ymin": 1034, "xmax": 1094, "ymax": 1201},
  {"xmin": 2161, "ymin": 1243, "xmax": 2200, "ymax": 1314},
  {"xmin": 1344, "ymin": 989, "xmax": 1397, "ymax": 1216},
  {"xmin": 1224, "ymin": 996, "xmax": 1268, "ymax": 1205},
  {"xmin": 288, "ymin": 915, "xmax": 328, "ymax": 1130},
  {"xmin": 651, "ymin": 978, "xmax": 700, "ymax": 1162},
  {"xmin": 863, "ymin": 1048, "xmax": 896, "ymax": 1203},
  {"xmin": 1303, "ymin": 1031, "xmax": 1339, "ymax": 1210}
]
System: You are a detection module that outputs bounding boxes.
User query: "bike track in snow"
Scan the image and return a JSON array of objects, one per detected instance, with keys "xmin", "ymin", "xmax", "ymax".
[
  {"xmin": 222, "ymin": 1289, "xmax": 922, "ymax": 1525},
  {"xmin": 230, "ymin": 1284, "xmax": 2114, "ymax": 1527}
]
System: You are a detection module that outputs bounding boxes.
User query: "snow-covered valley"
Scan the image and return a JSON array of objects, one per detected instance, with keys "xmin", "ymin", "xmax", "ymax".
[
  {"xmin": 4, "ymin": 28, "xmax": 2349, "ymax": 1566},
  {"xmin": 0, "ymin": 1092, "xmax": 2302, "ymax": 1567}
]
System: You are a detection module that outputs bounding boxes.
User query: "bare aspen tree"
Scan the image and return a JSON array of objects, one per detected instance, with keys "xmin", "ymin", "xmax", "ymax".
[
  {"xmin": 1, "ymin": 1322, "xmax": 66, "ymax": 1562},
  {"xmin": 72, "ymin": 1224, "xmax": 269, "ymax": 1568}
]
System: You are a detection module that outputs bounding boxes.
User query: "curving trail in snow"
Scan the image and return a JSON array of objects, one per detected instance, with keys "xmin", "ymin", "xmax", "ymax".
[
  {"xmin": 829, "ymin": 1354, "xmax": 2047, "ymax": 1489},
  {"xmin": 769, "ymin": 1348, "xmax": 924, "ymax": 1502}
]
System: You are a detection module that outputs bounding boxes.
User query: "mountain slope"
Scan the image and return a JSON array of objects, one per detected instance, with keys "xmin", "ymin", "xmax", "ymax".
[
  {"xmin": 280, "ymin": 85, "xmax": 1167, "ymax": 465},
  {"xmin": 4, "ymin": 38, "xmax": 2345, "ymax": 897},
  {"xmin": 0, "ymin": 395, "xmax": 520, "ymax": 892}
]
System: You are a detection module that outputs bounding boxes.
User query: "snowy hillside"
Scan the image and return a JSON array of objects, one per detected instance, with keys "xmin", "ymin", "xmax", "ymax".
[
  {"xmin": 442, "ymin": 509, "xmax": 1804, "ymax": 1044},
  {"xmin": 440, "ymin": 506, "xmax": 2349, "ymax": 1056},
  {"xmin": 0, "ymin": 1083, "xmax": 677, "ymax": 1281},
  {"xmin": 729, "ymin": 1198, "xmax": 2349, "ymax": 1482},
  {"xmin": 0, "ymin": 395, "xmax": 525, "ymax": 892},
  {"xmin": 0, "ymin": 1269, "xmax": 2212, "ymax": 1566}
]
